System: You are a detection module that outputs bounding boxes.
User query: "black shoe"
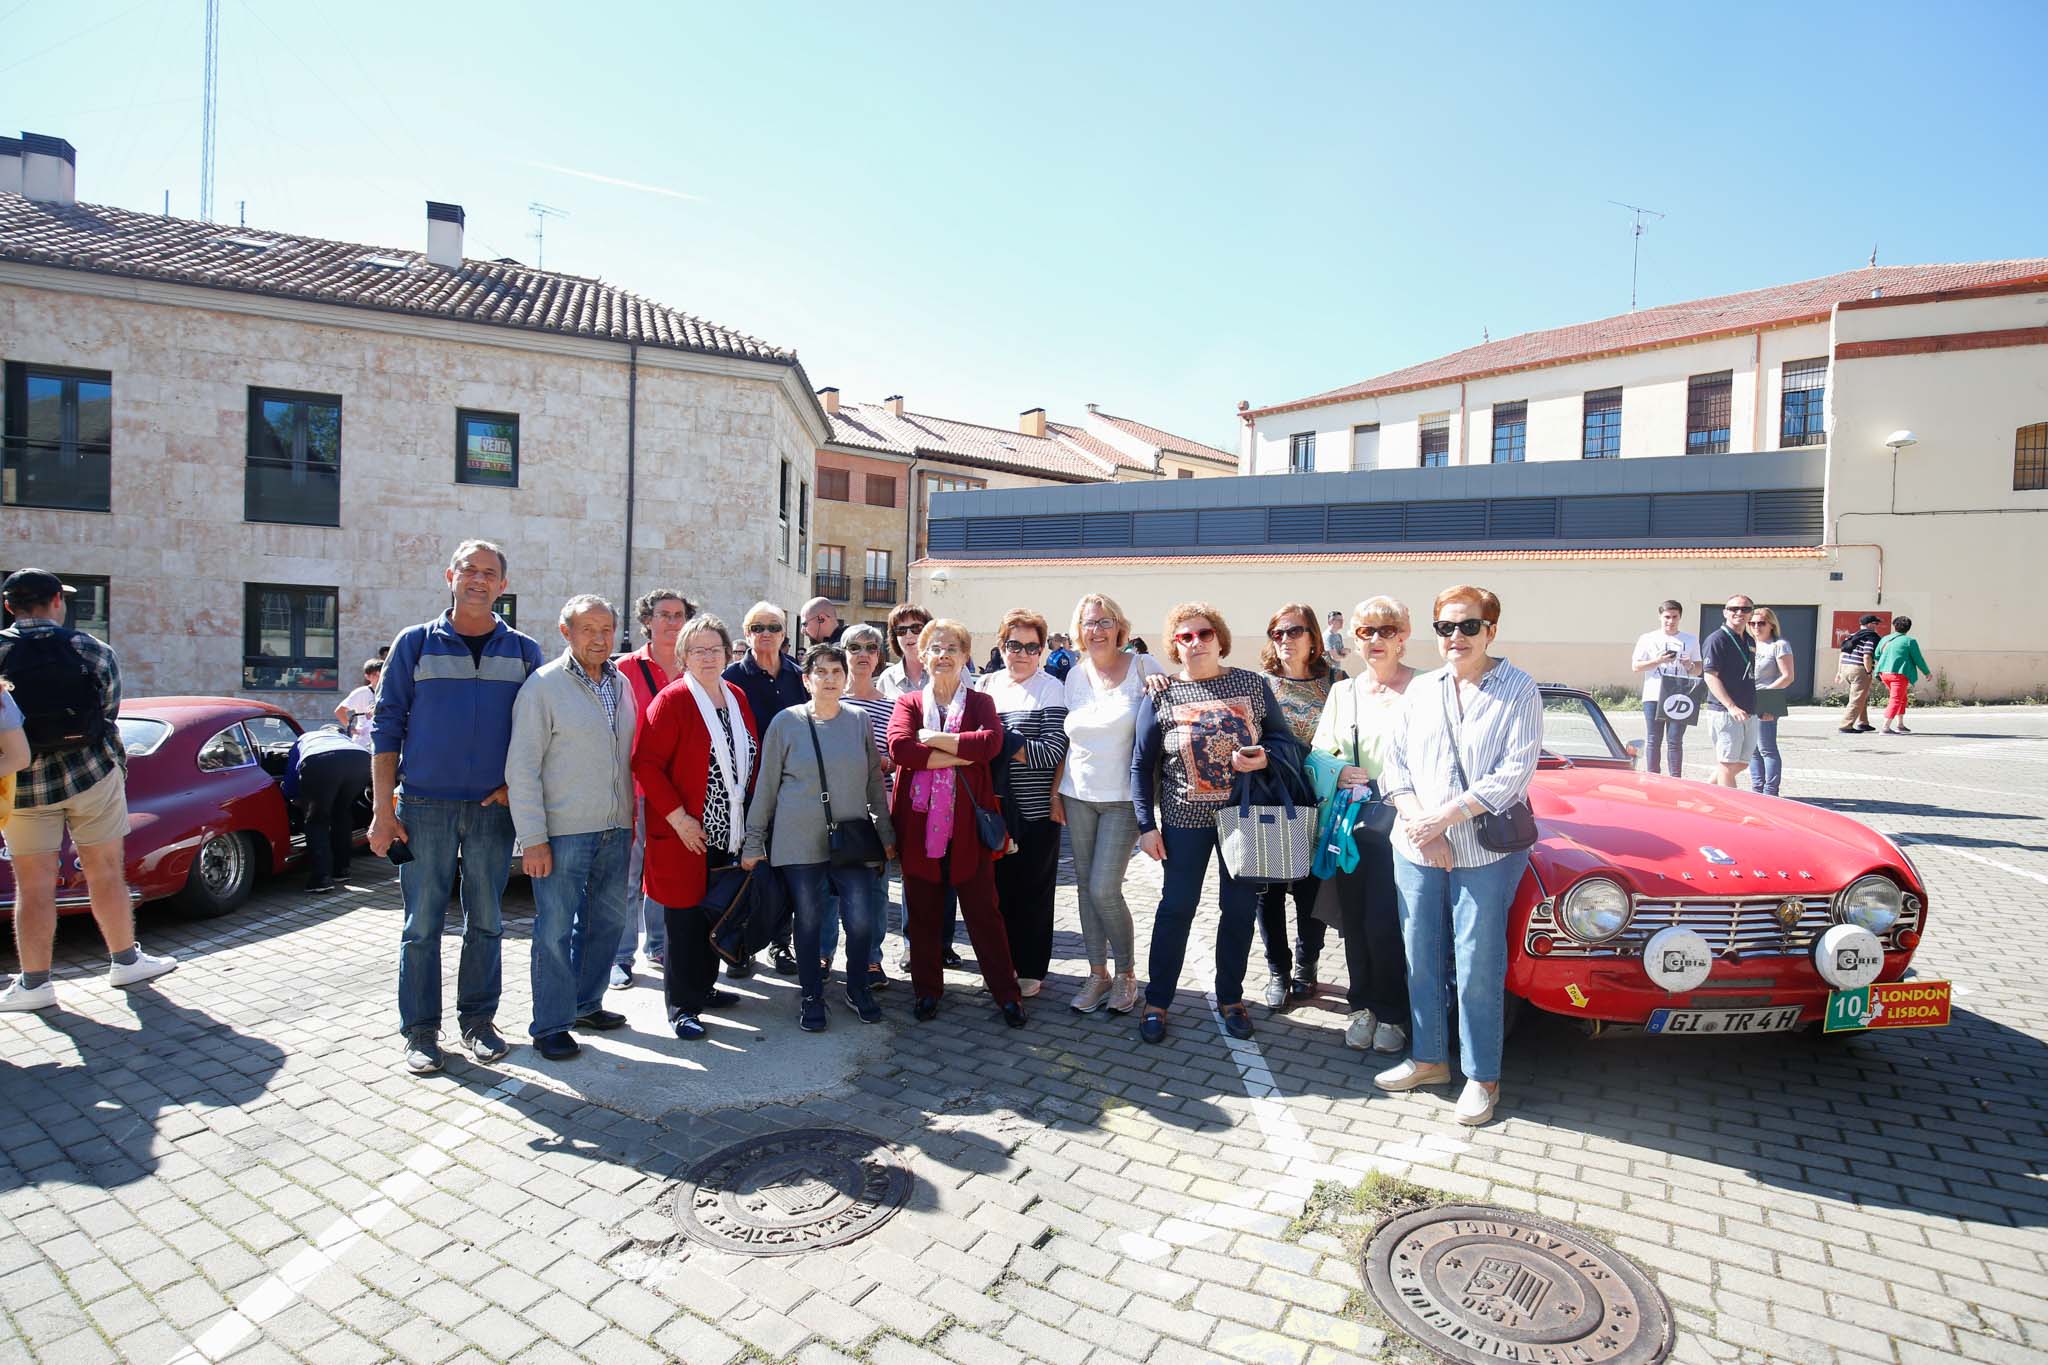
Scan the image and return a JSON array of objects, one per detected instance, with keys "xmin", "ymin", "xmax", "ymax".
[
  {"xmin": 1000, "ymin": 1001, "xmax": 1027, "ymax": 1029},
  {"xmin": 1139, "ymin": 1010, "xmax": 1167, "ymax": 1044},
  {"xmin": 943, "ymin": 949, "xmax": 965, "ymax": 968},
  {"xmin": 726, "ymin": 956, "xmax": 756, "ymax": 980},
  {"xmin": 535, "ymin": 1031, "xmax": 580, "ymax": 1061},
  {"xmin": 866, "ymin": 964, "xmax": 891, "ymax": 991},
  {"xmin": 772, "ymin": 947, "xmax": 800, "ymax": 975},
  {"xmin": 1220, "ymin": 1004, "xmax": 1255, "ymax": 1040},
  {"xmin": 1855, "ymin": 724, "xmax": 1877, "ymax": 733},
  {"xmin": 460, "ymin": 1021, "xmax": 509, "ymax": 1063},
  {"xmin": 845, "ymin": 986, "xmax": 883, "ymax": 1024},
  {"xmin": 799, "ymin": 994, "xmax": 828, "ymax": 1032},
  {"xmin": 1288, "ymin": 974, "xmax": 1317, "ymax": 1001},
  {"xmin": 673, "ymin": 1014, "xmax": 706, "ymax": 1040},
  {"xmin": 914, "ymin": 996, "xmax": 940, "ymax": 1022},
  {"xmin": 305, "ymin": 878, "xmax": 337, "ymax": 893},
  {"xmin": 708, "ymin": 988, "xmax": 739, "ymax": 1008},
  {"xmin": 574, "ymin": 1009, "xmax": 627, "ymax": 1031}
]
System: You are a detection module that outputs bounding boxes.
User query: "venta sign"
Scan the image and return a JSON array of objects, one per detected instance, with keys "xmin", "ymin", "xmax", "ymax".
[{"xmin": 1823, "ymin": 979, "xmax": 1952, "ymax": 1033}]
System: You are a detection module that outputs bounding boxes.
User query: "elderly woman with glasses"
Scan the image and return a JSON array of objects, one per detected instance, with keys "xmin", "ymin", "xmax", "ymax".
[
  {"xmin": 821, "ymin": 623, "xmax": 899, "ymax": 990},
  {"xmin": 887, "ymin": 619, "xmax": 1026, "ymax": 1027},
  {"xmin": 1255, "ymin": 602, "xmax": 1346, "ymax": 1010},
  {"xmin": 1375, "ymin": 586, "xmax": 1542, "ymax": 1127},
  {"xmin": 978, "ymin": 608, "xmax": 1070, "ymax": 999},
  {"xmin": 1130, "ymin": 601, "xmax": 1311, "ymax": 1045},
  {"xmin": 722, "ymin": 600, "xmax": 808, "ymax": 976}
]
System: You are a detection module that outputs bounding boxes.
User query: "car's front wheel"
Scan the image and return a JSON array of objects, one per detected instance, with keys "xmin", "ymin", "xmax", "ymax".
[{"xmin": 176, "ymin": 831, "xmax": 256, "ymax": 918}]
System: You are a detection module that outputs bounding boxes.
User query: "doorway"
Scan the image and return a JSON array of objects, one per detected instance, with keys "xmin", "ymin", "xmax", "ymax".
[{"xmin": 1696, "ymin": 603, "xmax": 1818, "ymax": 702}]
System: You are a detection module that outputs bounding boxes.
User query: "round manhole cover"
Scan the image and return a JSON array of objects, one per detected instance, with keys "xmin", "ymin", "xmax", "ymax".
[
  {"xmin": 1362, "ymin": 1203, "xmax": 1673, "ymax": 1364},
  {"xmin": 673, "ymin": 1128, "xmax": 911, "ymax": 1257}
]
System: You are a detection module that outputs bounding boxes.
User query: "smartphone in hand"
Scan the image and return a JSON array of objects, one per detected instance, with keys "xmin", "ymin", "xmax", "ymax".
[{"xmin": 387, "ymin": 841, "xmax": 415, "ymax": 866}]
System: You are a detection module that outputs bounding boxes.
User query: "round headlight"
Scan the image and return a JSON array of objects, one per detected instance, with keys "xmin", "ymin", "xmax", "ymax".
[
  {"xmin": 1560, "ymin": 877, "xmax": 1632, "ymax": 943},
  {"xmin": 1838, "ymin": 874, "xmax": 1902, "ymax": 935}
]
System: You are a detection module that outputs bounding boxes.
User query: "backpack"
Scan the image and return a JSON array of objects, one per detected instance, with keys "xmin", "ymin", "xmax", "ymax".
[{"xmin": 0, "ymin": 627, "xmax": 110, "ymax": 754}]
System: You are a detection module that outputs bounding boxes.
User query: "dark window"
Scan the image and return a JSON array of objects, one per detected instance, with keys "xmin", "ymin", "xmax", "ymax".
[
  {"xmin": 243, "ymin": 583, "xmax": 339, "ymax": 691},
  {"xmin": 798, "ymin": 480, "xmax": 810, "ymax": 571},
  {"xmin": 2018, "ymin": 422, "xmax": 2048, "ymax": 491},
  {"xmin": 1779, "ymin": 359, "xmax": 1826, "ymax": 448},
  {"xmin": 247, "ymin": 388, "xmax": 341, "ymax": 525},
  {"xmin": 455, "ymin": 409, "xmax": 518, "ymax": 486},
  {"xmin": 864, "ymin": 473, "xmax": 896, "ymax": 507},
  {"xmin": 1686, "ymin": 371, "xmax": 1732, "ymax": 455},
  {"xmin": 1419, "ymin": 416, "xmax": 1450, "ymax": 467},
  {"xmin": 778, "ymin": 460, "xmax": 791, "ymax": 562},
  {"xmin": 1177, "ymin": 468, "xmax": 1195, "ymax": 478},
  {"xmin": 1490, "ymin": 401, "xmax": 1527, "ymax": 463},
  {"xmin": 818, "ymin": 467, "xmax": 850, "ymax": 501},
  {"xmin": 2, "ymin": 362, "xmax": 112, "ymax": 511},
  {"xmin": 1288, "ymin": 432, "xmax": 1316, "ymax": 473},
  {"xmin": 0, "ymin": 572, "xmax": 109, "ymax": 639},
  {"xmin": 1582, "ymin": 388, "xmax": 1622, "ymax": 459},
  {"xmin": 492, "ymin": 593, "xmax": 517, "ymax": 628}
]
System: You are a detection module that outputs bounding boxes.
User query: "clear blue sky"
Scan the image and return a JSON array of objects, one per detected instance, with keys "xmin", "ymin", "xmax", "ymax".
[{"xmin": 8, "ymin": 0, "xmax": 2045, "ymax": 451}]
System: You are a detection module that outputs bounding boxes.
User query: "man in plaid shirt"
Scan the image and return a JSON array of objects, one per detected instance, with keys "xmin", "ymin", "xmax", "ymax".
[{"xmin": 0, "ymin": 569, "xmax": 176, "ymax": 1011}]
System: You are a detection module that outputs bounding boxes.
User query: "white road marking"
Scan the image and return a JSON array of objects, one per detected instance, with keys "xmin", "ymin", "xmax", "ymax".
[{"xmin": 1897, "ymin": 838, "xmax": 2048, "ymax": 888}]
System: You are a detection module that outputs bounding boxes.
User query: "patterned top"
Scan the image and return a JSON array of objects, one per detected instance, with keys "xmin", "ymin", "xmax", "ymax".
[
  {"xmin": 978, "ymin": 670, "xmax": 1070, "ymax": 823},
  {"xmin": 1266, "ymin": 663, "xmax": 1344, "ymax": 747},
  {"xmin": 1379, "ymin": 660, "xmax": 1543, "ymax": 869},
  {"xmin": 846, "ymin": 691, "xmax": 898, "ymax": 792},
  {"xmin": 1131, "ymin": 668, "xmax": 1280, "ymax": 830},
  {"xmin": 566, "ymin": 656, "xmax": 622, "ymax": 732},
  {"xmin": 0, "ymin": 620, "xmax": 124, "ymax": 808},
  {"xmin": 700, "ymin": 706, "xmax": 756, "ymax": 852}
]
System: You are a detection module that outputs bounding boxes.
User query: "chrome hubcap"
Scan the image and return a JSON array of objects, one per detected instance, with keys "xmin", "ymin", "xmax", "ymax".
[{"xmin": 198, "ymin": 835, "xmax": 244, "ymax": 895}]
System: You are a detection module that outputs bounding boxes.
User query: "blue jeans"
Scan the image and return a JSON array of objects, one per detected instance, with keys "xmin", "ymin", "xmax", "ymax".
[
  {"xmin": 819, "ymin": 867, "xmax": 888, "ymax": 969},
  {"xmin": 614, "ymin": 800, "xmax": 667, "ymax": 968},
  {"xmin": 1145, "ymin": 824, "xmax": 1259, "ymax": 1010},
  {"xmin": 396, "ymin": 796, "xmax": 516, "ymax": 1033},
  {"xmin": 1749, "ymin": 717, "xmax": 1782, "ymax": 796},
  {"xmin": 1641, "ymin": 701, "xmax": 1683, "ymax": 776},
  {"xmin": 528, "ymin": 827, "xmax": 633, "ymax": 1039},
  {"xmin": 782, "ymin": 863, "xmax": 875, "ymax": 1002},
  {"xmin": 1392, "ymin": 851, "xmax": 1530, "ymax": 1084}
]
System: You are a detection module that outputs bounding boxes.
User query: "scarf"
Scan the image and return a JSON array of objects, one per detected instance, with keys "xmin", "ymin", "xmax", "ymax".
[
  {"xmin": 910, "ymin": 680, "xmax": 969, "ymax": 859},
  {"xmin": 686, "ymin": 673, "xmax": 749, "ymax": 853}
]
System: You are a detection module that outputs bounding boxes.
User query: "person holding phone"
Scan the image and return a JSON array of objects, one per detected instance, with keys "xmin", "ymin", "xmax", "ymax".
[
  {"xmin": 1130, "ymin": 602, "xmax": 1312, "ymax": 1045},
  {"xmin": 1630, "ymin": 600, "xmax": 1699, "ymax": 776}
]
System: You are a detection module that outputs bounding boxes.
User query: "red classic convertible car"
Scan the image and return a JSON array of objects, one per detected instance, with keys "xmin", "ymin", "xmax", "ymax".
[
  {"xmin": 1507, "ymin": 687, "xmax": 1930, "ymax": 1037},
  {"xmin": 0, "ymin": 696, "xmax": 363, "ymax": 918}
]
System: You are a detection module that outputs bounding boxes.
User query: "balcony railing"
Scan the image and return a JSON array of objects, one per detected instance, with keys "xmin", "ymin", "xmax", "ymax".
[
  {"xmin": 863, "ymin": 577, "xmax": 898, "ymax": 605},
  {"xmin": 813, "ymin": 571, "xmax": 850, "ymax": 601}
]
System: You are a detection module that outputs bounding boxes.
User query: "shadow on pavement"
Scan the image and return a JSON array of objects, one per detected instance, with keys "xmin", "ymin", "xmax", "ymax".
[{"xmin": 1804, "ymin": 797, "xmax": 2040, "ymax": 822}]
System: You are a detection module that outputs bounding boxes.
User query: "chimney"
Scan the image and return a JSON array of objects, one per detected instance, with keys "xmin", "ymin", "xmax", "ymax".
[
  {"xmin": 426, "ymin": 201, "xmax": 465, "ymax": 268},
  {"xmin": 817, "ymin": 387, "xmax": 840, "ymax": 415},
  {"xmin": 1085, "ymin": 402, "xmax": 1099, "ymax": 414},
  {"xmin": 0, "ymin": 137, "xmax": 21, "ymax": 195},
  {"xmin": 1019, "ymin": 407, "xmax": 1047, "ymax": 439},
  {"xmin": 20, "ymin": 132, "xmax": 75, "ymax": 207},
  {"xmin": 884, "ymin": 394, "xmax": 904, "ymax": 417}
]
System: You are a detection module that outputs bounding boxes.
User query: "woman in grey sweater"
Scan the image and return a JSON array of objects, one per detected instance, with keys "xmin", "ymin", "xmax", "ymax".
[{"xmin": 742, "ymin": 645, "xmax": 897, "ymax": 1032}]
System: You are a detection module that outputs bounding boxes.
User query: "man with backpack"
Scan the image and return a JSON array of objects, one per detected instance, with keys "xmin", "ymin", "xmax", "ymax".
[{"xmin": 0, "ymin": 569, "xmax": 176, "ymax": 1011}]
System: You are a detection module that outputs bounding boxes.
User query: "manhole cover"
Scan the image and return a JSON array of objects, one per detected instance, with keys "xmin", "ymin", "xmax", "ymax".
[
  {"xmin": 673, "ymin": 1128, "xmax": 911, "ymax": 1257},
  {"xmin": 1362, "ymin": 1203, "xmax": 1673, "ymax": 1364}
]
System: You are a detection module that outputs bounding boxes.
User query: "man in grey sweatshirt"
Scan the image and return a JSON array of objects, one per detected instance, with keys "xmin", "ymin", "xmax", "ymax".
[{"xmin": 507, "ymin": 595, "xmax": 638, "ymax": 1061}]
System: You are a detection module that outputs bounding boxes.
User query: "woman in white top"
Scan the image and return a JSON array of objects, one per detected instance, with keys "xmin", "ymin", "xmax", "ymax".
[
  {"xmin": 1747, "ymin": 607, "xmax": 1795, "ymax": 797},
  {"xmin": 978, "ymin": 609, "xmax": 1070, "ymax": 998},
  {"xmin": 1055, "ymin": 592, "xmax": 1163, "ymax": 1015},
  {"xmin": 1630, "ymin": 599, "xmax": 1700, "ymax": 776}
]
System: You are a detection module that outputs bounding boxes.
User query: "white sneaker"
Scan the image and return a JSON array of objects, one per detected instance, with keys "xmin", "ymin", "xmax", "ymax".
[
  {"xmin": 1373, "ymin": 1021, "xmax": 1408, "ymax": 1054},
  {"xmin": 1069, "ymin": 976, "xmax": 1112, "ymax": 1013},
  {"xmin": 1018, "ymin": 978, "xmax": 1042, "ymax": 999},
  {"xmin": 1455, "ymin": 1080, "xmax": 1499, "ymax": 1126},
  {"xmin": 1264, "ymin": 977, "xmax": 1289, "ymax": 1009},
  {"xmin": 108, "ymin": 951, "xmax": 178, "ymax": 989},
  {"xmin": 0, "ymin": 978, "xmax": 57, "ymax": 1012},
  {"xmin": 1343, "ymin": 1009, "xmax": 1376, "ymax": 1050},
  {"xmin": 1106, "ymin": 975, "xmax": 1140, "ymax": 1015},
  {"xmin": 1373, "ymin": 1059, "xmax": 1451, "ymax": 1092}
]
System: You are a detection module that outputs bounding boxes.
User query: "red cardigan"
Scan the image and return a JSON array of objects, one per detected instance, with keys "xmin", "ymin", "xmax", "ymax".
[
  {"xmin": 632, "ymin": 677, "xmax": 758, "ymax": 908},
  {"xmin": 887, "ymin": 687, "xmax": 1005, "ymax": 886}
]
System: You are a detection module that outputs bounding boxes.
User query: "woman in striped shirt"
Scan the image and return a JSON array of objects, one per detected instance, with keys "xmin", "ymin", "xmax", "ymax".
[
  {"xmin": 1374, "ymin": 585, "xmax": 1543, "ymax": 1127},
  {"xmin": 978, "ymin": 609, "xmax": 1070, "ymax": 997}
]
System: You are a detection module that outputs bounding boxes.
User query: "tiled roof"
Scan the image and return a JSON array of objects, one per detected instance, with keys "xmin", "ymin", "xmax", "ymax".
[
  {"xmin": 1252, "ymin": 259, "xmax": 2048, "ymax": 418},
  {"xmin": 0, "ymin": 194, "xmax": 794, "ymax": 363},
  {"xmin": 1047, "ymin": 421, "xmax": 1148, "ymax": 473},
  {"xmin": 1088, "ymin": 410, "xmax": 1238, "ymax": 466},
  {"xmin": 826, "ymin": 403, "xmax": 1113, "ymax": 482}
]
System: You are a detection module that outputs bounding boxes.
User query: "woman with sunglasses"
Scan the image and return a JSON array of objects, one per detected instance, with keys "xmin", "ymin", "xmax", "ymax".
[
  {"xmin": 821, "ymin": 624, "xmax": 899, "ymax": 990},
  {"xmin": 977, "ymin": 609, "xmax": 1070, "ymax": 999},
  {"xmin": 1308, "ymin": 596, "xmax": 1415, "ymax": 1056},
  {"xmin": 1131, "ymin": 602, "xmax": 1312, "ymax": 1045},
  {"xmin": 1374, "ymin": 586, "xmax": 1542, "ymax": 1126},
  {"xmin": 1747, "ymin": 607, "xmax": 1794, "ymax": 795},
  {"xmin": 723, "ymin": 601, "xmax": 808, "ymax": 975},
  {"xmin": 878, "ymin": 603, "xmax": 933, "ymax": 698},
  {"xmin": 1254, "ymin": 603, "xmax": 1345, "ymax": 1010}
]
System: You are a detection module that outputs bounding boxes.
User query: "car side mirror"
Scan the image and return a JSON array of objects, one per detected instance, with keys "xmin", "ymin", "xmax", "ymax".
[{"xmin": 1624, "ymin": 739, "xmax": 1642, "ymax": 760}]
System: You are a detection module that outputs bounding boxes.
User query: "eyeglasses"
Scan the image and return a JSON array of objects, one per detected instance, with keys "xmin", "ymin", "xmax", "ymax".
[
  {"xmin": 748, "ymin": 622, "xmax": 784, "ymax": 635},
  {"xmin": 1354, "ymin": 624, "xmax": 1402, "ymax": 640},
  {"xmin": 1267, "ymin": 624, "xmax": 1308, "ymax": 642},
  {"xmin": 1081, "ymin": 618, "xmax": 1118, "ymax": 633},
  {"xmin": 683, "ymin": 645, "xmax": 727, "ymax": 660},
  {"xmin": 844, "ymin": 642, "xmax": 879, "ymax": 654},
  {"xmin": 1431, "ymin": 619, "xmax": 1490, "ymax": 638},
  {"xmin": 1173, "ymin": 627, "xmax": 1218, "ymax": 645},
  {"xmin": 1003, "ymin": 640, "xmax": 1043, "ymax": 656}
]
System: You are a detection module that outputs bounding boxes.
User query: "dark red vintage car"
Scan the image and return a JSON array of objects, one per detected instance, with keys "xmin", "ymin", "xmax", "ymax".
[
  {"xmin": 0, "ymin": 696, "xmax": 364, "ymax": 918},
  {"xmin": 1507, "ymin": 688, "xmax": 1930, "ymax": 1037}
]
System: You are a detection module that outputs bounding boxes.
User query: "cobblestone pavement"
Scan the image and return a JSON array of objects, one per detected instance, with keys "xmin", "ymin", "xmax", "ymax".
[{"xmin": 4, "ymin": 705, "xmax": 2046, "ymax": 1365}]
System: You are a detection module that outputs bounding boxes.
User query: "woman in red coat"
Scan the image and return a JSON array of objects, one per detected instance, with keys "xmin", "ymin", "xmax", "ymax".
[
  {"xmin": 633, "ymin": 615, "xmax": 759, "ymax": 1041},
  {"xmin": 887, "ymin": 618, "xmax": 1025, "ymax": 1027}
]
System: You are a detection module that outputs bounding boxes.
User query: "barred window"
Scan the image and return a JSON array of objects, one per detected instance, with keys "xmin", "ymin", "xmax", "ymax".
[
  {"xmin": 1582, "ymin": 388, "xmax": 1621, "ymax": 459},
  {"xmin": 1490, "ymin": 401, "xmax": 1527, "ymax": 463},
  {"xmin": 2018, "ymin": 422, "xmax": 2048, "ymax": 491},
  {"xmin": 1780, "ymin": 358, "xmax": 1827, "ymax": 448},
  {"xmin": 1687, "ymin": 371, "xmax": 1732, "ymax": 455},
  {"xmin": 1419, "ymin": 414, "xmax": 1450, "ymax": 467},
  {"xmin": 1288, "ymin": 432, "xmax": 1316, "ymax": 473}
]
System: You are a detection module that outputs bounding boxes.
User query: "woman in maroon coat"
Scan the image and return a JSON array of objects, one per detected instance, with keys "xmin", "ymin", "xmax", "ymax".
[
  {"xmin": 886, "ymin": 618, "xmax": 1026, "ymax": 1026},
  {"xmin": 633, "ymin": 615, "xmax": 760, "ymax": 1040}
]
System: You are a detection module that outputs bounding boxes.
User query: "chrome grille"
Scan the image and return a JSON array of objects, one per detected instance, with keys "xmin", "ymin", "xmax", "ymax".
[{"xmin": 1529, "ymin": 892, "xmax": 1922, "ymax": 959}]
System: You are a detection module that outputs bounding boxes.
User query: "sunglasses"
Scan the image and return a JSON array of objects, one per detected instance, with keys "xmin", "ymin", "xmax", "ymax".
[
  {"xmin": 895, "ymin": 623, "xmax": 926, "ymax": 636},
  {"xmin": 1173, "ymin": 626, "xmax": 1218, "ymax": 645},
  {"xmin": 1431, "ymin": 619, "xmax": 1490, "ymax": 638},
  {"xmin": 844, "ymin": 642, "xmax": 879, "ymax": 654},
  {"xmin": 1267, "ymin": 624, "xmax": 1308, "ymax": 642},
  {"xmin": 1354, "ymin": 624, "xmax": 1402, "ymax": 640},
  {"xmin": 748, "ymin": 623, "xmax": 784, "ymax": 635},
  {"xmin": 1003, "ymin": 640, "xmax": 1043, "ymax": 656}
]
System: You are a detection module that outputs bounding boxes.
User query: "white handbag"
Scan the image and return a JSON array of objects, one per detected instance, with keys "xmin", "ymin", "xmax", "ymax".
[{"xmin": 1215, "ymin": 772, "xmax": 1314, "ymax": 885}]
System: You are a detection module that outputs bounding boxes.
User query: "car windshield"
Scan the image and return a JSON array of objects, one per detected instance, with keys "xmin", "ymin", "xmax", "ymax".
[
  {"xmin": 118, "ymin": 717, "xmax": 171, "ymax": 757},
  {"xmin": 1540, "ymin": 691, "xmax": 1629, "ymax": 762}
]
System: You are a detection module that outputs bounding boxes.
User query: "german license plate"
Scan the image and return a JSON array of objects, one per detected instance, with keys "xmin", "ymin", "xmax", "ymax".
[{"xmin": 1646, "ymin": 1005, "xmax": 1804, "ymax": 1035}]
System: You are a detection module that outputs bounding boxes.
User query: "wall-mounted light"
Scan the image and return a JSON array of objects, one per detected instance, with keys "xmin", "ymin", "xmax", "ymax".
[{"xmin": 1883, "ymin": 430, "xmax": 1919, "ymax": 452}]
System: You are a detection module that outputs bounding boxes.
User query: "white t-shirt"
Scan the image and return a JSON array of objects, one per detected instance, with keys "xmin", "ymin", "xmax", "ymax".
[
  {"xmin": 1058, "ymin": 653, "xmax": 1166, "ymax": 803},
  {"xmin": 1632, "ymin": 629, "xmax": 1699, "ymax": 703},
  {"xmin": 341, "ymin": 684, "xmax": 377, "ymax": 749},
  {"xmin": 1754, "ymin": 639, "xmax": 1793, "ymax": 691}
]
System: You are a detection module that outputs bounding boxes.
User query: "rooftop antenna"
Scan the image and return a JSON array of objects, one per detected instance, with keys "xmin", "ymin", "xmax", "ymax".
[
  {"xmin": 1607, "ymin": 200, "xmax": 1664, "ymax": 310},
  {"xmin": 1869, "ymin": 243, "xmax": 1879, "ymax": 267},
  {"xmin": 200, "ymin": 0, "xmax": 220, "ymax": 221},
  {"xmin": 527, "ymin": 202, "xmax": 568, "ymax": 270}
]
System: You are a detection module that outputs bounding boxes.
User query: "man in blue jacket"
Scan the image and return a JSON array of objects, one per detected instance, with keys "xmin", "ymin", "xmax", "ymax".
[{"xmin": 371, "ymin": 539, "xmax": 545, "ymax": 1074}]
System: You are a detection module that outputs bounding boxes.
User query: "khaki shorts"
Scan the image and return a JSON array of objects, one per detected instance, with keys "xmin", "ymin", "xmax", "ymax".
[{"xmin": 5, "ymin": 768, "xmax": 129, "ymax": 856}]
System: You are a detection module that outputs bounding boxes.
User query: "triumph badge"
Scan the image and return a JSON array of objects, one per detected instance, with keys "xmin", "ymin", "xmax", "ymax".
[{"xmin": 1699, "ymin": 846, "xmax": 1736, "ymax": 865}]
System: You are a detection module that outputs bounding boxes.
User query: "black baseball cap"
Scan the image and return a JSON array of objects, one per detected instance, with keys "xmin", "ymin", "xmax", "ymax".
[
  {"xmin": 1, "ymin": 568, "xmax": 75, "ymax": 606},
  {"xmin": 1858, "ymin": 614, "xmax": 1881, "ymax": 625}
]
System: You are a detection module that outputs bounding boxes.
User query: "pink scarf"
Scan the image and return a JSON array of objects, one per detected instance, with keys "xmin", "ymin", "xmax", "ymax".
[{"xmin": 910, "ymin": 681, "xmax": 968, "ymax": 859}]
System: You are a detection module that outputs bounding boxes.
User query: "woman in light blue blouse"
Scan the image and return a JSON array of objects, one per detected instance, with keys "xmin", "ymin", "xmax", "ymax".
[{"xmin": 1374, "ymin": 585, "xmax": 1543, "ymax": 1127}]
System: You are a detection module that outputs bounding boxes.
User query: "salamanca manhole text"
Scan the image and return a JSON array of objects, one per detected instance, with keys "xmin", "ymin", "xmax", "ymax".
[
  {"xmin": 1362, "ymin": 1203, "xmax": 1674, "ymax": 1365},
  {"xmin": 674, "ymin": 1127, "xmax": 911, "ymax": 1257}
]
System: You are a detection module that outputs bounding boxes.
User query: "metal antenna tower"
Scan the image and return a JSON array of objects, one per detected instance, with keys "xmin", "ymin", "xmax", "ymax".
[
  {"xmin": 200, "ymin": 0, "xmax": 220, "ymax": 221},
  {"xmin": 527, "ymin": 203, "xmax": 568, "ymax": 269},
  {"xmin": 1607, "ymin": 200, "xmax": 1664, "ymax": 310}
]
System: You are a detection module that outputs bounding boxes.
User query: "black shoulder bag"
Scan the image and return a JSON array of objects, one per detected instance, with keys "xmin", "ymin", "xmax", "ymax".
[
  {"xmin": 1349, "ymin": 686, "xmax": 1398, "ymax": 838},
  {"xmin": 1441, "ymin": 674, "xmax": 1537, "ymax": 853},
  {"xmin": 806, "ymin": 710, "xmax": 887, "ymax": 868}
]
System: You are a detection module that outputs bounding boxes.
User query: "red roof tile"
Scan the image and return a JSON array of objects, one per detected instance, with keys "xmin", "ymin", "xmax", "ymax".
[
  {"xmin": 1087, "ymin": 410, "xmax": 1237, "ymax": 466},
  {"xmin": 827, "ymin": 403, "xmax": 1111, "ymax": 482}
]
